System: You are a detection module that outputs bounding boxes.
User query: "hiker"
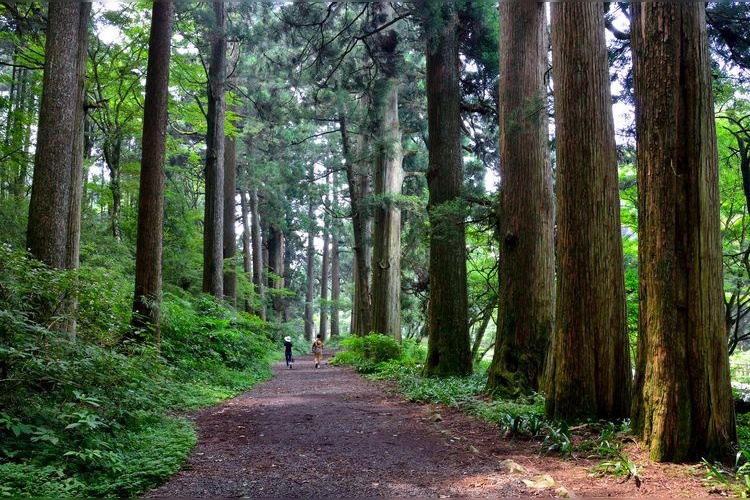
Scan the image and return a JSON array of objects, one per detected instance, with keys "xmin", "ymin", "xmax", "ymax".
[
  {"xmin": 284, "ymin": 336, "xmax": 294, "ymax": 369},
  {"xmin": 312, "ymin": 334, "xmax": 324, "ymax": 369}
]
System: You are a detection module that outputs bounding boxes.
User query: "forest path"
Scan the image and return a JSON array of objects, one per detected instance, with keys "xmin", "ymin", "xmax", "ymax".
[{"xmin": 145, "ymin": 355, "xmax": 713, "ymax": 498}]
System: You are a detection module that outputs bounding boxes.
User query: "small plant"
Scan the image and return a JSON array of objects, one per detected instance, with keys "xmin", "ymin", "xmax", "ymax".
[
  {"xmin": 541, "ymin": 421, "xmax": 573, "ymax": 457},
  {"xmin": 703, "ymin": 450, "xmax": 750, "ymax": 497},
  {"xmin": 592, "ymin": 445, "xmax": 642, "ymax": 487}
]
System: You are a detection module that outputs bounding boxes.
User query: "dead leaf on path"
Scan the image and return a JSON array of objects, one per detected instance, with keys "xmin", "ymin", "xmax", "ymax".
[
  {"xmin": 522, "ymin": 474, "xmax": 556, "ymax": 489},
  {"xmin": 501, "ymin": 459, "xmax": 526, "ymax": 474}
]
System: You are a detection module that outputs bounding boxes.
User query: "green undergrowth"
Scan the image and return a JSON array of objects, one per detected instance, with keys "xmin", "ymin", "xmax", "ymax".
[{"xmin": 0, "ymin": 245, "xmax": 276, "ymax": 497}]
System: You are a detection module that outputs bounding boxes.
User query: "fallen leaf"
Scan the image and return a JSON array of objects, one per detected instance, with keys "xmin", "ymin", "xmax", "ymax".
[
  {"xmin": 501, "ymin": 459, "xmax": 526, "ymax": 474},
  {"xmin": 522, "ymin": 474, "xmax": 556, "ymax": 489}
]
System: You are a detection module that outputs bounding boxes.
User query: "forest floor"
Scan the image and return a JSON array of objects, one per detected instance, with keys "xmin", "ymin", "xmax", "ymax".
[{"xmin": 146, "ymin": 355, "xmax": 728, "ymax": 498}]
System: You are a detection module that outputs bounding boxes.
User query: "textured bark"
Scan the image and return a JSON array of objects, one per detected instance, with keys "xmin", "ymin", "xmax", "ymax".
[
  {"xmin": 423, "ymin": 5, "xmax": 472, "ymax": 377},
  {"xmin": 131, "ymin": 2, "xmax": 173, "ymax": 342},
  {"xmin": 62, "ymin": 2, "xmax": 92, "ymax": 341},
  {"xmin": 486, "ymin": 2, "xmax": 554, "ymax": 397},
  {"xmin": 631, "ymin": 3, "xmax": 736, "ymax": 462},
  {"xmin": 305, "ymin": 197, "xmax": 316, "ymax": 342},
  {"xmin": 331, "ymin": 232, "xmax": 341, "ymax": 338},
  {"xmin": 330, "ymin": 170, "xmax": 341, "ymax": 338},
  {"xmin": 370, "ymin": 2, "xmax": 403, "ymax": 341},
  {"xmin": 340, "ymin": 112, "xmax": 372, "ymax": 336},
  {"xmin": 223, "ymin": 118, "xmax": 237, "ymax": 307},
  {"xmin": 250, "ymin": 187, "xmax": 265, "ymax": 320},
  {"xmin": 27, "ymin": 2, "xmax": 81, "ymax": 269},
  {"xmin": 545, "ymin": 3, "xmax": 631, "ymax": 421},
  {"xmin": 319, "ymin": 221, "xmax": 330, "ymax": 341},
  {"xmin": 103, "ymin": 137, "xmax": 123, "ymax": 241},
  {"xmin": 202, "ymin": 2, "xmax": 226, "ymax": 299},
  {"xmin": 267, "ymin": 223, "xmax": 285, "ymax": 317}
]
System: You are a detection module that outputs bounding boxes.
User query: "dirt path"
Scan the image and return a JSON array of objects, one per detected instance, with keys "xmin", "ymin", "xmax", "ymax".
[{"xmin": 146, "ymin": 355, "xmax": 718, "ymax": 498}]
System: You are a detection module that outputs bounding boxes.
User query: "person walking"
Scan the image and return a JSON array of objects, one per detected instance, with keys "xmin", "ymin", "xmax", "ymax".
[
  {"xmin": 284, "ymin": 336, "xmax": 294, "ymax": 369},
  {"xmin": 312, "ymin": 334, "xmax": 324, "ymax": 369}
]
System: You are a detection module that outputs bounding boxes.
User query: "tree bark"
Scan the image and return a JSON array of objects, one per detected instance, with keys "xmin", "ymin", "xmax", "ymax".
[
  {"xmin": 423, "ymin": 4, "xmax": 472, "ymax": 377},
  {"xmin": 330, "ymin": 171, "xmax": 341, "ymax": 338},
  {"xmin": 27, "ymin": 2, "xmax": 81, "ymax": 269},
  {"xmin": 62, "ymin": 2, "xmax": 92, "ymax": 341},
  {"xmin": 251, "ymin": 187, "xmax": 265, "ymax": 319},
  {"xmin": 223, "ymin": 113, "xmax": 237, "ymax": 307},
  {"xmin": 202, "ymin": 2, "xmax": 227, "ymax": 299},
  {"xmin": 305, "ymin": 196, "xmax": 316, "ymax": 341},
  {"xmin": 631, "ymin": 2, "xmax": 736, "ymax": 462},
  {"xmin": 340, "ymin": 111, "xmax": 372, "ymax": 336},
  {"xmin": 370, "ymin": 2, "xmax": 404, "ymax": 342},
  {"xmin": 486, "ymin": 2, "xmax": 555, "ymax": 397},
  {"xmin": 545, "ymin": 3, "xmax": 631, "ymax": 421},
  {"xmin": 131, "ymin": 1, "xmax": 173, "ymax": 342},
  {"xmin": 319, "ymin": 194, "xmax": 330, "ymax": 340},
  {"xmin": 240, "ymin": 188, "xmax": 252, "ymax": 311}
]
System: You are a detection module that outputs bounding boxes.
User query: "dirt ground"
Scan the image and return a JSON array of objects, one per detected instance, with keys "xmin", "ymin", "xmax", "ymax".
[{"xmin": 146, "ymin": 354, "xmax": 726, "ymax": 498}]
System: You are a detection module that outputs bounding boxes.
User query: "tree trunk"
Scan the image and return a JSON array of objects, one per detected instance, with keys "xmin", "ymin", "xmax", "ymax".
[
  {"xmin": 370, "ymin": 1, "xmax": 403, "ymax": 341},
  {"xmin": 423, "ymin": 5, "xmax": 472, "ymax": 377},
  {"xmin": 27, "ymin": 2, "xmax": 81, "ymax": 269},
  {"xmin": 104, "ymin": 138, "xmax": 123, "ymax": 241},
  {"xmin": 223, "ymin": 115, "xmax": 237, "ymax": 307},
  {"xmin": 267, "ymin": 222, "xmax": 285, "ymax": 317},
  {"xmin": 330, "ymin": 171, "xmax": 341, "ymax": 338},
  {"xmin": 486, "ymin": 2, "xmax": 555, "ymax": 397},
  {"xmin": 319, "ymin": 219, "xmax": 330, "ymax": 341},
  {"xmin": 202, "ymin": 1, "xmax": 226, "ymax": 299},
  {"xmin": 251, "ymin": 187, "xmax": 265, "ymax": 319},
  {"xmin": 62, "ymin": 2, "xmax": 92, "ymax": 341},
  {"xmin": 305, "ymin": 198, "xmax": 316, "ymax": 341},
  {"xmin": 131, "ymin": 1, "xmax": 173, "ymax": 342},
  {"xmin": 340, "ymin": 111, "xmax": 372, "ymax": 335},
  {"xmin": 239, "ymin": 188, "xmax": 252, "ymax": 311},
  {"xmin": 545, "ymin": 3, "xmax": 631, "ymax": 421},
  {"xmin": 631, "ymin": 3, "xmax": 736, "ymax": 462}
]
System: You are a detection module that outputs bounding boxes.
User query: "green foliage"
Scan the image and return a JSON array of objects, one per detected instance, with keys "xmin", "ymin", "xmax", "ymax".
[
  {"xmin": 330, "ymin": 334, "xmax": 403, "ymax": 374},
  {"xmin": 0, "ymin": 247, "xmax": 275, "ymax": 496}
]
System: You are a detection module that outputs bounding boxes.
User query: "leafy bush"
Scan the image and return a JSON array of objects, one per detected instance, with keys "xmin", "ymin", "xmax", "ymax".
[
  {"xmin": 330, "ymin": 333, "xmax": 403, "ymax": 373},
  {"xmin": 0, "ymin": 246, "xmax": 275, "ymax": 496}
]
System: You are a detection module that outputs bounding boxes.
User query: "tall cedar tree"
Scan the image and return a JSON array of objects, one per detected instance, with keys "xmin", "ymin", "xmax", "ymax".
[
  {"xmin": 423, "ymin": 4, "xmax": 472, "ymax": 377},
  {"xmin": 27, "ymin": 3, "xmax": 81, "ymax": 269},
  {"xmin": 545, "ymin": 3, "xmax": 631, "ymax": 421},
  {"xmin": 61, "ymin": 3, "xmax": 92, "ymax": 340},
  {"xmin": 340, "ymin": 111, "xmax": 372, "ymax": 335},
  {"xmin": 223, "ymin": 107, "xmax": 238, "ymax": 307},
  {"xmin": 370, "ymin": 2, "xmax": 404, "ymax": 341},
  {"xmin": 202, "ymin": 2, "xmax": 227, "ymax": 298},
  {"xmin": 631, "ymin": 3, "xmax": 736, "ymax": 462},
  {"xmin": 486, "ymin": 2, "xmax": 555, "ymax": 396},
  {"xmin": 131, "ymin": 2, "xmax": 174, "ymax": 341}
]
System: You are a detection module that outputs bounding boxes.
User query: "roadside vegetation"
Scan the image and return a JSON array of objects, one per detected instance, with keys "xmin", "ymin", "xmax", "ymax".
[
  {"xmin": 333, "ymin": 333, "xmax": 750, "ymax": 496},
  {"xmin": 0, "ymin": 245, "xmax": 278, "ymax": 497}
]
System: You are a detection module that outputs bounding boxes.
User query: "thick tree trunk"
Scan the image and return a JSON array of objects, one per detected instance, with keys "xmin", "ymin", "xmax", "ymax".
[
  {"xmin": 423, "ymin": 5, "xmax": 472, "ymax": 377},
  {"xmin": 340, "ymin": 112, "xmax": 372, "ymax": 336},
  {"xmin": 27, "ymin": 2, "xmax": 81, "ymax": 269},
  {"xmin": 486, "ymin": 2, "xmax": 555, "ymax": 397},
  {"xmin": 62, "ymin": 2, "xmax": 92, "ymax": 341},
  {"xmin": 545, "ymin": 3, "xmax": 631, "ymax": 421},
  {"xmin": 370, "ymin": 2, "xmax": 403, "ymax": 341},
  {"xmin": 330, "ymin": 171, "xmax": 341, "ymax": 338},
  {"xmin": 223, "ymin": 120, "xmax": 237, "ymax": 307},
  {"xmin": 202, "ymin": 2, "xmax": 226, "ymax": 299},
  {"xmin": 131, "ymin": 1, "xmax": 173, "ymax": 342},
  {"xmin": 631, "ymin": 3, "xmax": 736, "ymax": 462}
]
